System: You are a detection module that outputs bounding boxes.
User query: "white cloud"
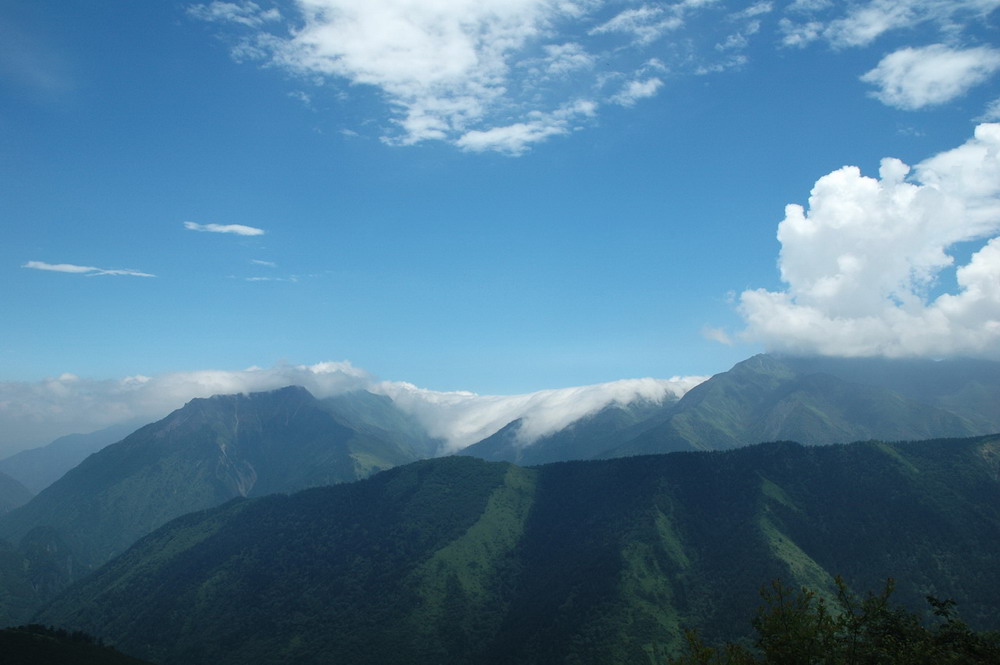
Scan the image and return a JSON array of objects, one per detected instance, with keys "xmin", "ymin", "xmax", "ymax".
[
  {"xmin": 187, "ymin": 1, "xmax": 280, "ymax": 27},
  {"xmin": 23, "ymin": 261, "xmax": 155, "ymax": 277},
  {"xmin": 861, "ymin": 44, "xmax": 1000, "ymax": 110},
  {"xmin": 0, "ymin": 362, "xmax": 372, "ymax": 455},
  {"xmin": 251, "ymin": 259, "xmax": 277, "ymax": 267},
  {"xmin": 780, "ymin": 0, "xmax": 1000, "ymax": 48},
  {"xmin": 184, "ymin": 221, "xmax": 265, "ymax": 235},
  {"xmin": 778, "ymin": 18, "xmax": 824, "ymax": 47},
  {"xmin": 377, "ymin": 375, "xmax": 707, "ymax": 453},
  {"xmin": 786, "ymin": 0, "xmax": 832, "ymax": 12},
  {"xmin": 701, "ymin": 325, "xmax": 733, "ymax": 346},
  {"xmin": 189, "ymin": 0, "xmax": 739, "ymax": 153},
  {"xmin": 186, "ymin": 0, "xmax": 1000, "ymax": 154},
  {"xmin": 539, "ymin": 42, "xmax": 595, "ymax": 76},
  {"xmin": 262, "ymin": 0, "xmax": 580, "ymax": 148},
  {"xmin": 0, "ymin": 361, "xmax": 707, "ymax": 458},
  {"xmin": 738, "ymin": 123, "xmax": 1000, "ymax": 359},
  {"xmin": 610, "ymin": 77, "xmax": 663, "ymax": 106},
  {"xmin": 244, "ymin": 275, "xmax": 298, "ymax": 282},
  {"xmin": 980, "ymin": 97, "xmax": 1000, "ymax": 121},
  {"xmin": 589, "ymin": 6, "xmax": 683, "ymax": 46},
  {"xmin": 455, "ymin": 100, "xmax": 596, "ymax": 155},
  {"xmin": 731, "ymin": 2, "xmax": 773, "ymax": 20}
]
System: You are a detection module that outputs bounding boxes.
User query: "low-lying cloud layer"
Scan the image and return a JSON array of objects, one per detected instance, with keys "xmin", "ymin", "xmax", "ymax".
[
  {"xmin": 738, "ymin": 123, "xmax": 1000, "ymax": 359},
  {"xmin": 378, "ymin": 376, "xmax": 704, "ymax": 453},
  {"xmin": 0, "ymin": 362, "xmax": 705, "ymax": 458}
]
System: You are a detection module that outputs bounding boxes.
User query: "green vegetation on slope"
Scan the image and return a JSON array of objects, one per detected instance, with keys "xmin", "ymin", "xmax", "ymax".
[
  {"xmin": 670, "ymin": 578, "xmax": 1000, "ymax": 665},
  {"xmin": 606, "ymin": 355, "xmax": 999, "ymax": 458},
  {"xmin": 34, "ymin": 435, "xmax": 1000, "ymax": 665},
  {"xmin": 0, "ymin": 386, "xmax": 433, "ymax": 586}
]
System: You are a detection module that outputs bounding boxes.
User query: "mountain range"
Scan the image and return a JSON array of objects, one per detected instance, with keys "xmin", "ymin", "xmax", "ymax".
[
  {"xmin": 0, "ymin": 386, "xmax": 438, "ymax": 577},
  {"xmin": 34, "ymin": 434, "xmax": 1000, "ymax": 665},
  {"xmin": 461, "ymin": 354, "xmax": 1000, "ymax": 463},
  {"xmin": 0, "ymin": 352, "xmax": 998, "ymax": 659}
]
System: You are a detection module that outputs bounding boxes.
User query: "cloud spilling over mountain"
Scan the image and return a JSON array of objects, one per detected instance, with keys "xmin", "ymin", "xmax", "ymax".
[
  {"xmin": 0, "ymin": 363, "xmax": 705, "ymax": 457},
  {"xmin": 739, "ymin": 123, "xmax": 1000, "ymax": 359},
  {"xmin": 378, "ymin": 376, "xmax": 704, "ymax": 454}
]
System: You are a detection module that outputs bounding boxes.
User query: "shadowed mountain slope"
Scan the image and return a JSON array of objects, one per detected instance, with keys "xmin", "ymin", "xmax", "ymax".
[
  {"xmin": 0, "ymin": 386, "xmax": 434, "ymax": 584},
  {"xmin": 36, "ymin": 435, "xmax": 1000, "ymax": 665},
  {"xmin": 0, "ymin": 624, "xmax": 156, "ymax": 665}
]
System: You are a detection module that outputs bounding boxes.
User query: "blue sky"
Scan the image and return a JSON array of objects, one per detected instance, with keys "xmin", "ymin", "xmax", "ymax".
[{"xmin": 2, "ymin": 1, "xmax": 1000, "ymax": 451}]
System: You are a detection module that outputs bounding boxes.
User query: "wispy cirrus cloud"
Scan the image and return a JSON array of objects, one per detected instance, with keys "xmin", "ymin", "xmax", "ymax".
[
  {"xmin": 186, "ymin": 1, "xmax": 280, "ymax": 27},
  {"xmin": 779, "ymin": 0, "xmax": 1000, "ymax": 49},
  {"xmin": 183, "ymin": 221, "xmax": 265, "ymax": 236},
  {"xmin": 588, "ymin": 5, "xmax": 684, "ymax": 46},
  {"xmin": 244, "ymin": 276, "xmax": 298, "ymax": 283},
  {"xmin": 980, "ymin": 97, "xmax": 1000, "ymax": 121},
  {"xmin": 187, "ymin": 0, "xmax": 999, "ymax": 154},
  {"xmin": 186, "ymin": 0, "xmax": 735, "ymax": 154},
  {"xmin": 23, "ymin": 261, "xmax": 155, "ymax": 277},
  {"xmin": 610, "ymin": 77, "xmax": 663, "ymax": 107}
]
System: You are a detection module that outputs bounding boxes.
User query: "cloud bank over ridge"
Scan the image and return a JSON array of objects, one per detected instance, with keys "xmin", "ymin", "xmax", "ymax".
[
  {"xmin": 738, "ymin": 123, "xmax": 1000, "ymax": 359},
  {"xmin": 0, "ymin": 362, "xmax": 705, "ymax": 457}
]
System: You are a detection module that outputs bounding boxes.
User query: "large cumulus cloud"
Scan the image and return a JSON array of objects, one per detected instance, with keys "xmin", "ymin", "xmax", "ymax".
[{"xmin": 739, "ymin": 123, "xmax": 1000, "ymax": 358}]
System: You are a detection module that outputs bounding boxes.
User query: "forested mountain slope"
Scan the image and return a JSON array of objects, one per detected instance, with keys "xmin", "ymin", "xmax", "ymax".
[
  {"xmin": 37, "ymin": 434, "xmax": 1000, "ymax": 665},
  {"xmin": 0, "ymin": 387, "xmax": 434, "ymax": 592},
  {"xmin": 603, "ymin": 355, "xmax": 1000, "ymax": 457}
]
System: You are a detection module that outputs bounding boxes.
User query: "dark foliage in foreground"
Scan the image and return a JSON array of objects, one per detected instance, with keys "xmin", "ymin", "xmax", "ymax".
[
  {"xmin": 0, "ymin": 624, "xmax": 155, "ymax": 665},
  {"xmin": 670, "ymin": 578, "xmax": 1000, "ymax": 665}
]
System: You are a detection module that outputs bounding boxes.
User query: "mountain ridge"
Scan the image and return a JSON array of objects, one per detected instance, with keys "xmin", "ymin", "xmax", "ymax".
[
  {"xmin": 0, "ymin": 385, "xmax": 434, "ymax": 580},
  {"xmin": 33, "ymin": 434, "xmax": 1000, "ymax": 665}
]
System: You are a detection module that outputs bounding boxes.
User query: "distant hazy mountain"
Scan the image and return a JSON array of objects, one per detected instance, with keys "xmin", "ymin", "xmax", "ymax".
[
  {"xmin": 599, "ymin": 354, "xmax": 1000, "ymax": 458},
  {"xmin": 0, "ymin": 472, "xmax": 32, "ymax": 516},
  {"xmin": 0, "ymin": 386, "xmax": 435, "ymax": 581},
  {"xmin": 0, "ymin": 421, "xmax": 144, "ymax": 494},
  {"xmin": 37, "ymin": 435, "xmax": 1000, "ymax": 665}
]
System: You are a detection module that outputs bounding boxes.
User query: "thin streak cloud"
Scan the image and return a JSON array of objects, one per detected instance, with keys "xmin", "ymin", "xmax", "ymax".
[
  {"xmin": 23, "ymin": 261, "xmax": 155, "ymax": 277},
  {"xmin": 184, "ymin": 221, "xmax": 265, "ymax": 236}
]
